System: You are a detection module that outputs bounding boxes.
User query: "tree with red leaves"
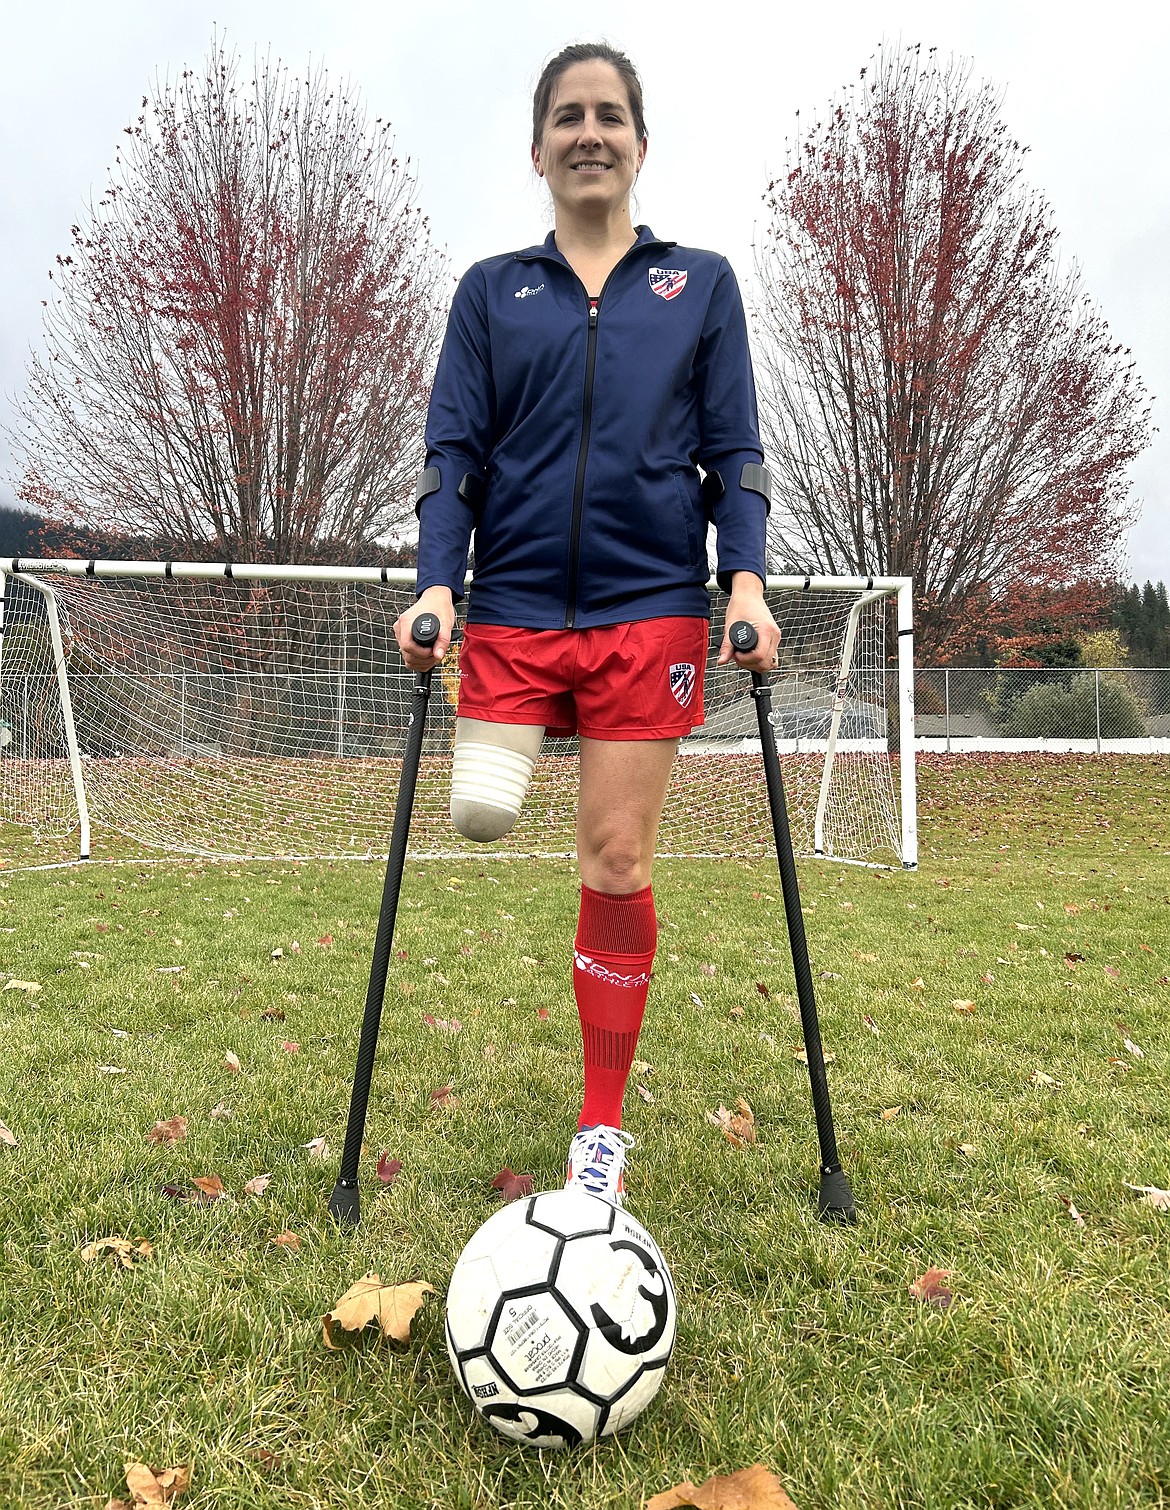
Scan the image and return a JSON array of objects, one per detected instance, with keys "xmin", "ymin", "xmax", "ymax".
[
  {"xmin": 754, "ymin": 44, "xmax": 1151, "ymax": 660},
  {"xmin": 11, "ymin": 44, "xmax": 446, "ymax": 563}
]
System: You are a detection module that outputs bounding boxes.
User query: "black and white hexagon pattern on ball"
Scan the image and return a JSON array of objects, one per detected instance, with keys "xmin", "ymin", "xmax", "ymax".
[{"xmin": 445, "ymin": 1187, "xmax": 677, "ymax": 1449}]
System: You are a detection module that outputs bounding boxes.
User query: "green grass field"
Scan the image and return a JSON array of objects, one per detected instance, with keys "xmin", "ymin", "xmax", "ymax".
[{"xmin": 0, "ymin": 754, "xmax": 1167, "ymax": 1509}]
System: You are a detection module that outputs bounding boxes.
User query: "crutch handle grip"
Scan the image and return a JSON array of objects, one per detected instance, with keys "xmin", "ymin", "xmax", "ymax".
[
  {"xmin": 412, "ymin": 612, "xmax": 441, "ymax": 648},
  {"xmin": 729, "ymin": 620, "xmax": 759, "ymax": 655}
]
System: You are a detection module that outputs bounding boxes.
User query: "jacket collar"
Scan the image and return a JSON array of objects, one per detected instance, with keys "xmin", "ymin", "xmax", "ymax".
[{"xmin": 514, "ymin": 225, "xmax": 677, "ymax": 264}]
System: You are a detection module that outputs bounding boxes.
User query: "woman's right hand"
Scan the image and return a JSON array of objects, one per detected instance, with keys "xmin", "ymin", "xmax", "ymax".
[{"xmin": 394, "ymin": 586, "xmax": 456, "ymax": 671}]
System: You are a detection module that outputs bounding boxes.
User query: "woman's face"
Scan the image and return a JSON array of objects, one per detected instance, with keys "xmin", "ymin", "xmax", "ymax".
[{"xmin": 531, "ymin": 60, "xmax": 647, "ymax": 220}]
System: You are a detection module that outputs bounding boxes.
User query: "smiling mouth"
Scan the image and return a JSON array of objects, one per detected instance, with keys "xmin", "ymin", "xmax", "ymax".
[{"xmin": 571, "ymin": 162, "xmax": 611, "ymax": 171}]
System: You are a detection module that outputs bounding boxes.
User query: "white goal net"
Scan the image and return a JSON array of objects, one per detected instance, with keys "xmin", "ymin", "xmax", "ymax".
[{"xmin": 0, "ymin": 561, "xmax": 915, "ymax": 867}]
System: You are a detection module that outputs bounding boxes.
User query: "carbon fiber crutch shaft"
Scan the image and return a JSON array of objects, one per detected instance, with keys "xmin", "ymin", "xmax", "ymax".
[
  {"xmin": 730, "ymin": 621, "xmax": 857, "ymax": 1222},
  {"xmin": 329, "ymin": 615, "xmax": 439, "ymax": 1226}
]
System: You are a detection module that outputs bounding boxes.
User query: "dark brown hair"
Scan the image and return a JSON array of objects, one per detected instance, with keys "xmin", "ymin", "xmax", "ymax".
[{"xmin": 531, "ymin": 43, "xmax": 646, "ymax": 147}]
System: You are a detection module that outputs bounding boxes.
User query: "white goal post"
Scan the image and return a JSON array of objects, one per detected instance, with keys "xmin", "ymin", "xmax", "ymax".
[{"xmin": 0, "ymin": 558, "xmax": 916, "ymax": 868}]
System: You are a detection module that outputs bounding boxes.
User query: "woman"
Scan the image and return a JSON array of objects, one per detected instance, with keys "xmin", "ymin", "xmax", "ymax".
[{"xmin": 395, "ymin": 41, "xmax": 780, "ymax": 1206}]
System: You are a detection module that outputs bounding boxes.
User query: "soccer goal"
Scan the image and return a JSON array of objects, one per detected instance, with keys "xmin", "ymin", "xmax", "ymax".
[{"xmin": 0, "ymin": 559, "xmax": 916, "ymax": 868}]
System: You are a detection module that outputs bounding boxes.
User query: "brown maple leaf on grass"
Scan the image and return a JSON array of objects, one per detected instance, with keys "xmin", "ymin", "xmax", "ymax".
[
  {"xmin": 645, "ymin": 1463, "xmax": 800, "ymax": 1509},
  {"xmin": 105, "ymin": 1460, "xmax": 191, "ymax": 1509},
  {"xmin": 909, "ymin": 1268, "xmax": 954, "ymax": 1309},
  {"xmin": 490, "ymin": 1167, "xmax": 535, "ymax": 1202},
  {"xmin": 707, "ymin": 1098, "xmax": 756, "ymax": 1148},
  {"xmin": 146, "ymin": 1116, "xmax": 188, "ymax": 1145},
  {"xmin": 376, "ymin": 1152, "xmax": 403, "ymax": 1185},
  {"xmin": 322, "ymin": 1273, "xmax": 434, "ymax": 1349}
]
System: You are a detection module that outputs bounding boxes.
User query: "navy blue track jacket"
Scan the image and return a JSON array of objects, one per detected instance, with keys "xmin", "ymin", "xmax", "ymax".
[{"xmin": 414, "ymin": 226, "xmax": 769, "ymax": 629}]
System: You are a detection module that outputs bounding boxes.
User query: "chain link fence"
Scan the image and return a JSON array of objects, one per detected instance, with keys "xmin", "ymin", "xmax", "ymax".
[{"xmin": 915, "ymin": 667, "xmax": 1170, "ymax": 751}]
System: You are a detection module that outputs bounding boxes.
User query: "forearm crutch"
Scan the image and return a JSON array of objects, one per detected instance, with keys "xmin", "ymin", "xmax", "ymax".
[
  {"xmin": 329, "ymin": 614, "xmax": 440, "ymax": 1227},
  {"xmin": 729, "ymin": 620, "xmax": 857, "ymax": 1222}
]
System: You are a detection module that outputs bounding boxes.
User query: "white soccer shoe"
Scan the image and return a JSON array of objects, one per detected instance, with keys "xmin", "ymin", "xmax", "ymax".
[{"xmin": 565, "ymin": 1124, "xmax": 635, "ymax": 1207}]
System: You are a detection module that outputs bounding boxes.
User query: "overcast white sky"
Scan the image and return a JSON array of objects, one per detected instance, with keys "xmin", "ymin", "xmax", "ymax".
[{"xmin": 2, "ymin": 0, "xmax": 1166, "ymax": 585}]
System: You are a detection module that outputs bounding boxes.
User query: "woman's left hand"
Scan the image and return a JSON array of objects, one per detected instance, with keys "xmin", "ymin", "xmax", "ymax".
[{"xmin": 717, "ymin": 573, "xmax": 781, "ymax": 674}]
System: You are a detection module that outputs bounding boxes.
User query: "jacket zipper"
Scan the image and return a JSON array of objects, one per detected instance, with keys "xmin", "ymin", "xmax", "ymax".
[{"xmin": 565, "ymin": 292, "xmax": 601, "ymax": 630}]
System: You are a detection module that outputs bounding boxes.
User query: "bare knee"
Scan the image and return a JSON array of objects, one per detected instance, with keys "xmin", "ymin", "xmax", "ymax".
[
  {"xmin": 579, "ymin": 834, "xmax": 652, "ymax": 894},
  {"xmin": 450, "ymin": 719, "xmax": 543, "ymax": 842}
]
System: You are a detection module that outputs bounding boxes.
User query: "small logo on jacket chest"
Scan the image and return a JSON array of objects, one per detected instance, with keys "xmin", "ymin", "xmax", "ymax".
[
  {"xmin": 649, "ymin": 267, "xmax": 687, "ymax": 301},
  {"xmin": 669, "ymin": 663, "xmax": 697, "ymax": 708}
]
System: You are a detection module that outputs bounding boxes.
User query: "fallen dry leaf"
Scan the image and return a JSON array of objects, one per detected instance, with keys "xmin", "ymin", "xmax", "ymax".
[
  {"xmin": 113, "ymin": 1460, "xmax": 191, "ymax": 1507},
  {"xmin": 244, "ymin": 1173, "xmax": 272, "ymax": 1197},
  {"xmin": 1029, "ymin": 1070, "xmax": 1062, "ymax": 1089},
  {"xmin": 880, "ymin": 1106, "xmax": 901, "ymax": 1122},
  {"xmin": 951, "ymin": 999, "xmax": 977, "ymax": 1015},
  {"xmin": 316, "ymin": 934, "xmax": 333, "ymax": 948},
  {"xmin": 707, "ymin": 1098, "xmax": 757, "ymax": 1148},
  {"xmin": 909, "ymin": 1267, "xmax": 954, "ymax": 1309},
  {"xmin": 377, "ymin": 1152, "xmax": 403, "ymax": 1185},
  {"xmin": 1123, "ymin": 1183, "xmax": 1170, "ymax": 1211},
  {"xmin": 956, "ymin": 1143, "xmax": 977, "ymax": 1157},
  {"xmin": 909, "ymin": 976, "xmax": 926, "ymax": 990},
  {"xmin": 222, "ymin": 1050, "xmax": 241, "ymax": 1074},
  {"xmin": 209, "ymin": 1101, "xmax": 231, "ymax": 1121},
  {"xmin": 429, "ymin": 1085, "xmax": 458, "ymax": 1110},
  {"xmin": 271, "ymin": 1230, "xmax": 301, "ymax": 1250},
  {"xmin": 191, "ymin": 1175, "xmax": 226, "ymax": 1202},
  {"xmin": 260, "ymin": 1006, "xmax": 286, "ymax": 1022},
  {"xmin": 0, "ymin": 1119, "xmax": 17, "ymax": 1148},
  {"xmin": 644, "ymin": 1462, "xmax": 799, "ymax": 1509},
  {"xmin": 3, "ymin": 979, "xmax": 41, "ymax": 993},
  {"xmin": 281, "ymin": 1040, "xmax": 300, "ymax": 1054},
  {"xmin": 636, "ymin": 1083, "xmax": 655, "ymax": 1103},
  {"xmin": 81, "ymin": 1237, "xmax": 154, "ymax": 1268},
  {"xmin": 862, "ymin": 1014, "xmax": 881, "ymax": 1036},
  {"xmin": 755, "ymin": 982, "xmax": 771, "ymax": 999},
  {"xmin": 490, "ymin": 1167, "xmax": 535, "ymax": 1202},
  {"xmin": 632, "ymin": 1058, "xmax": 653, "ymax": 1078},
  {"xmin": 422, "ymin": 1013, "xmax": 461, "ymax": 1033},
  {"xmin": 1058, "ymin": 1195, "xmax": 1086, "ymax": 1228},
  {"xmin": 270, "ymin": 947, "xmax": 283, "ymax": 960},
  {"xmin": 147, "ymin": 1116, "xmax": 188, "ymax": 1146},
  {"xmin": 792, "ymin": 1047, "xmax": 836, "ymax": 1066},
  {"xmin": 303, "ymin": 1137, "xmax": 330, "ymax": 1160},
  {"xmin": 322, "ymin": 1273, "xmax": 434, "ymax": 1349}
]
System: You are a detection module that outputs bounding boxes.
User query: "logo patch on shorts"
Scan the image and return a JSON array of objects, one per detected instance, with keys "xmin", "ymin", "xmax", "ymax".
[
  {"xmin": 669, "ymin": 662, "xmax": 697, "ymax": 708},
  {"xmin": 649, "ymin": 267, "xmax": 687, "ymax": 301}
]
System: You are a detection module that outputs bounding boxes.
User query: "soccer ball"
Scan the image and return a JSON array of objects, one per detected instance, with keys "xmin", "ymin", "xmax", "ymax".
[{"xmin": 445, "ymin": 1187, "xmax": 677, "ymax": 1449}]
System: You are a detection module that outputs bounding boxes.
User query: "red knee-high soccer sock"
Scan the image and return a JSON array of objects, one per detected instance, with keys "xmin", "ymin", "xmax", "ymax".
[{"xmin": 573, "ymin": 884, "xmax": 657, "ymax": 1131}]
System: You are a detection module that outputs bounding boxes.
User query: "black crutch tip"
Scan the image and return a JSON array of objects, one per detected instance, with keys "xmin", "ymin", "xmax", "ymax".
[
  {"xmin": 328, "ymin": 1181, "xmax": 361, "ymax": 1228},
  {"xmin": 818, "ymin": 1168, "xmax": 858, "ymax": 1223}
]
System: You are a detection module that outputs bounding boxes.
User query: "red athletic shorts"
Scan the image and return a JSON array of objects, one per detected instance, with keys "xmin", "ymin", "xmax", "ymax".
[{"xmin": 456, "ymin": 619, "xmax": 708, "ymax": 740}]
